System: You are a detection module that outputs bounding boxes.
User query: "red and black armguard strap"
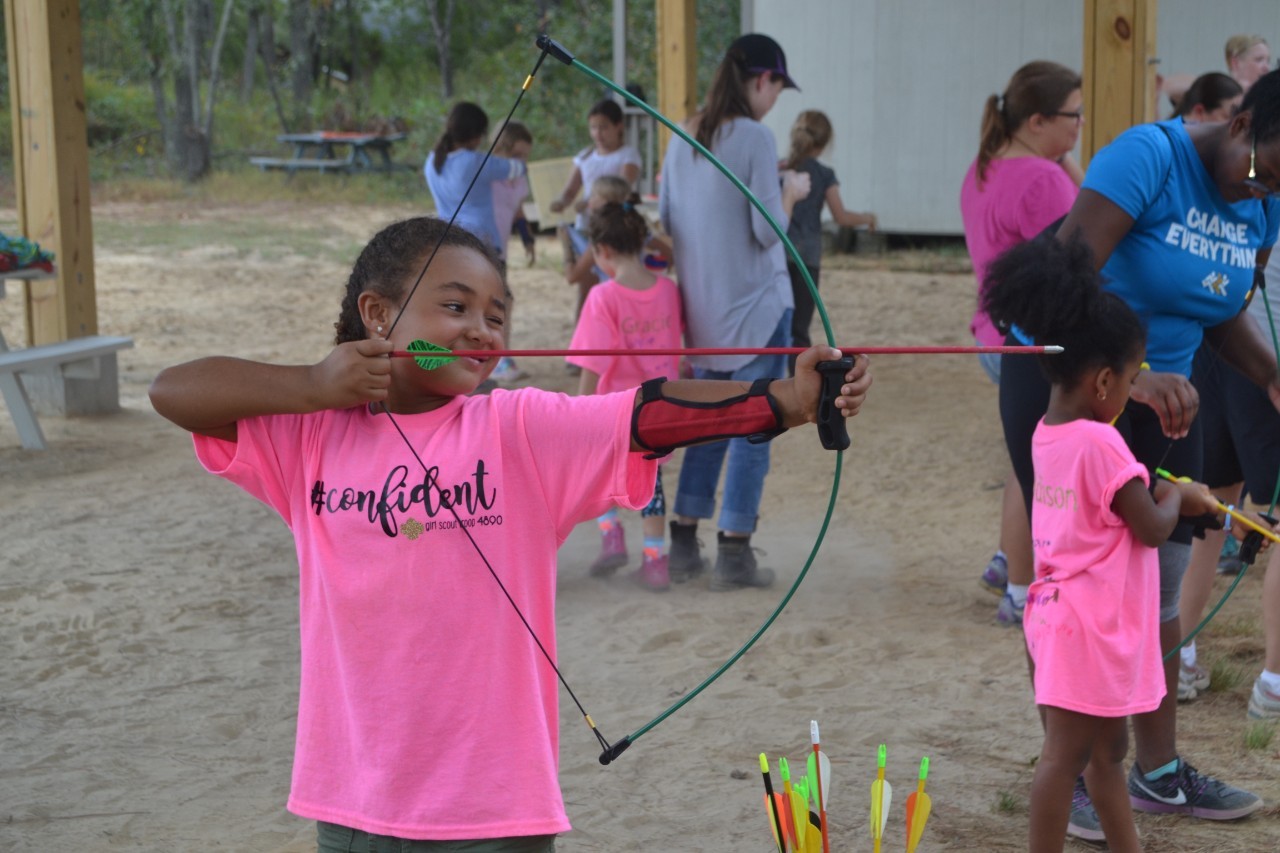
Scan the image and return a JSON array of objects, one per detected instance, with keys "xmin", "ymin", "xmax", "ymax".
[{"xmin": 631, "ymin": 377, "xmax": 787, "ymax": 459}]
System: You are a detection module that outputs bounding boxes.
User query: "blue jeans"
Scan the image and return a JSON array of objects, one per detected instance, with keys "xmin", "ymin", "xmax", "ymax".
[{"xmin": 674, "ymin": 310, "xmax": 792, "ymax": 533}]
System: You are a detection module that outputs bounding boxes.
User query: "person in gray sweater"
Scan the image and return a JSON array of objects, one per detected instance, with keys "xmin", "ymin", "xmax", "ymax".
[{"xmin": 658, "ymin": 33, "xmax": 810, "ymax": 591}]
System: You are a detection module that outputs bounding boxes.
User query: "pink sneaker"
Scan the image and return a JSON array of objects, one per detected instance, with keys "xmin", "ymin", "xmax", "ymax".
[
  {"xmin": 632, "ymin": 553, "xmax": 670, "ymax": 591},
  {"xmin": 589, "ymin": 524, "xmax": 628, "ymax": 576}
]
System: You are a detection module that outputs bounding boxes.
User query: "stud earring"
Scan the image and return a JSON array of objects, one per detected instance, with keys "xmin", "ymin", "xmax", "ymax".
[
  {"xmin": 1098, "ymin": 390, "xmax": 1107, "ymax": 401},
  {"xmin": 377, "ymin": 326, "xmax": 384, "ymax": 334}
]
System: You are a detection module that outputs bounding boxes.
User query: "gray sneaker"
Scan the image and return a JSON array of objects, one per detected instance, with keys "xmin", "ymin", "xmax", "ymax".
[
  {"xmin": 1247, "ymin": 677, "xmax": 1280, "ymax": 720},
  {"xmin": 980, "ymin": 551, "xmax": 1008, "ymax": 595},
  {"xmin": 1127, "ymin": 759, "xmax": 1263, "ymax": 820},
  {"xmin": 995, "ymin": 592, "xmax": 1024, "ymax": 627},
  {"xmin": 1066, "ymin": 777, "xmax": 1105, "ymax": 842},
  {"xmin": 709, "ymin": 533, "xmax": 775, "ymax": 591}
]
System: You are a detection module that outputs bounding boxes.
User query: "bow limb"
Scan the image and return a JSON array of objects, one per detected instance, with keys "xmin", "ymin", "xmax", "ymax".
[{"xmin": 547, "ymin": 41, "xmax": 848, "ymax": 764}]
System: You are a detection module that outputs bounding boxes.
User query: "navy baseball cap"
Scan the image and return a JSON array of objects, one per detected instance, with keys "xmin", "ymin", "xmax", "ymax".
[{"xmin": 730, "ymin": 33, "xmax": 799, "ymax": 90}]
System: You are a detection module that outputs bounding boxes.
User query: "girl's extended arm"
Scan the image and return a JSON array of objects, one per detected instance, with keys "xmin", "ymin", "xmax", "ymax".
[
  {"xmin": 630, "ymin": 347, "xmax": 870, "ymax": 453},
  {"xmin": 550, "ymin": 168, "xmax": 584, "ymax": 213},
  {"xmin": 1112, "ymin": 478, "xmax": 1182, "ymax": 547},
  {"xmin": 1113, "ymin": 477, "xmax": 1219, "ymax": 548},
  {"xmin": 149, "ymin": 339, "xmax": 394, "ymax": 441},
  {"xmin": 824, "ymin": 184, "xmax": 876, "ymax": 231}
]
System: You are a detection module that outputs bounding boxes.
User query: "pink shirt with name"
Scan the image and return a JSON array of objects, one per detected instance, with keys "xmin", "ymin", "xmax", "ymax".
[
  {"xmin": 194, "ymin": 388, "xmax": 656, "ymax": 839},
  {"xmin": 1025, "ymin": 418, "xmax": 1165, "ymax": 717},
  {"xmin": 959, "ymin": 157, "xmax": 1078, "ymax": 345},
  {"xmin": 566, "ymin": 275, "xmax": 683, "ymax": 394}
]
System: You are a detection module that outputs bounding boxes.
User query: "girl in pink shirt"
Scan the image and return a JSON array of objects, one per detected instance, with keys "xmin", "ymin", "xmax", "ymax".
[
  {"xmin": 568, "ymin": 198, "xmax": 684, "ymax": 590},
  {"xmin": 148, "ymin": 217, "xmax": 872, "ymax": 851},
  {"xmin": 983, "ymin": 237, "xmax": 1218, "ymax": 853}
]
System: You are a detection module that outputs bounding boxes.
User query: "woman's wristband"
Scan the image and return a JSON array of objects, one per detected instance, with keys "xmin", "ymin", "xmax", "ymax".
[{"xmin": 1224, "ymin": 505, "xmax": 1234, "ymax": 532}]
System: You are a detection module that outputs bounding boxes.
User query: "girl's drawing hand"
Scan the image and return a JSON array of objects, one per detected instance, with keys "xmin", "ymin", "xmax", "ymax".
[
  {"xmin": 1131, "ymin": 369, "xmax": 1199, "ymax": 439},
  {"xmin": 312, "ymin": 339, "xmax": 393, "ymax": 409}
]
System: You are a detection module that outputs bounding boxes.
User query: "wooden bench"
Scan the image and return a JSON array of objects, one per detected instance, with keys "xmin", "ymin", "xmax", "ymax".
[
  {"xmin": 249, "ymin": 156, "xmax": 350, "ymax": 174},
  {"xmin": 0, "ymin": 335, "xmax": 134, "ymax": 450}
]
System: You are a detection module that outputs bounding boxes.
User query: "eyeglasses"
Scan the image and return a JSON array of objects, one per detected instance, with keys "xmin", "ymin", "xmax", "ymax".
[
  {"xmin": 1245, "ymin": 138, "xmax": 1280, "ymax": 198},
  {"xmin": 1049, "ymin": 110, "xmax": 1085, "ymax": 123}
]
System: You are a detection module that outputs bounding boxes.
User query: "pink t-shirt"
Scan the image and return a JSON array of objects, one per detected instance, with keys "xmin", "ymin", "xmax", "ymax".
[
  {"xmin": 566, "ymin": 276, "xmax": 683, "ymax": 394},
  {"xmin": 1025, "ymin": 418, "xmax": 1165, "ymax": 717},
  {"xmin": 959, "ymin": 157, "xmax": 1079, "ymax": 344},
  {"xmin": 193, "ymin": 388, "xmax": 656, "ymax": 839}
]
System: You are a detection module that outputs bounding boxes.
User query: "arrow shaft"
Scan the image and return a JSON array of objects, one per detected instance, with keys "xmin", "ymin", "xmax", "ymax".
[{"xmin": 393, "ymin": 345, "xmax": 1061, "ymax": 359}]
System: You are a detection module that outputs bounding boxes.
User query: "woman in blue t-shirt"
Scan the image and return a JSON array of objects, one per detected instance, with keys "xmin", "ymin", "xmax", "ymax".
[
  {"xmin": 424, "ymin": 102, "xmax": 527, "ymax": 258},
  {"xmin": 994, "ymin": 69, "xmax": 1280, "ymax": 841}
]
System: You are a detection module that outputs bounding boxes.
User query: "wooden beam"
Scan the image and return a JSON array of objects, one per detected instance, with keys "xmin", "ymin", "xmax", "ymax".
[
  {"xmin": 5, "ymin": 0, "xmax": 97, "ymax": 345},
  {"xmin": 1081, "ymin": 0, "xmax": 1159, "ymax": 168},
  {"xmin": 656, "ymin": 0, "xmax": 697, "ymax": 156}
]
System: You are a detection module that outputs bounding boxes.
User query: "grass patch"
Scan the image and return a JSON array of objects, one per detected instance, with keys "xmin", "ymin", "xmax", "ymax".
[
  {"xmin": 993, "ymin": 789, "xmax": 1023, "ymax": 815},
  {"xmin": 93, "ymin": 168, "xmax": 427, "ymax": 208},
  {"xmin": 1205, "ymin": 615, "xmax": 1262, "ymax": 641},
  {"xmin": 93, "ymin": 216, "xmax": 366, "ymax": 266},
  {"xmin": 1243, "ymin": 720, "xmax": 1276, "ymax": 750},
  {"xmin": 1209, "ymin": 658, "xmax": 1248, "ymax": 693}
]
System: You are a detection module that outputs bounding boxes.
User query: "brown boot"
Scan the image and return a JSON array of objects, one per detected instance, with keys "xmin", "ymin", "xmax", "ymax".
[
  {"xmin": 710, "ymin": 533, "xmax": 775, "ymax": 591},
  {"xmin": 668, "ymin": 521, "xmax": 707, "ymax": 583}
]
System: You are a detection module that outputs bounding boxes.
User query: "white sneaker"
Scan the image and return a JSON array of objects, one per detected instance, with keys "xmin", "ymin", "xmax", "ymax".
[
  {"xmin": 1178, "ymin": 662, "xmax": 1211, "ymax": 702},
  {"xmin": 1247, "ymin": 677, "xmax": 1280, "ymax": 719}
]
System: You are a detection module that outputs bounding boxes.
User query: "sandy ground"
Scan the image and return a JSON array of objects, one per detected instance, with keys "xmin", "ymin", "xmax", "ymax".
[{"xmin": 1, "ymin": 200, "xmax": 1277, "ymax": 852}]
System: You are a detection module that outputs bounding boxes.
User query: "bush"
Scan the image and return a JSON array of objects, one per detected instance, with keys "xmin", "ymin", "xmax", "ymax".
[{"xmin": 83, "ymin": 71, "xmax": 155, "ymax": 146}]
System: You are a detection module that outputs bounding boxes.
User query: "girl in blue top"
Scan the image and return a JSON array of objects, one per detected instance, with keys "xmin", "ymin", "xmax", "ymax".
[
  {"xmin": 997, "ymin": 68, "xmax": 1280, "ymax": 837},
  {"xmin": 425, "ymin": 102, "xmax": 527, "ymax": 258}
]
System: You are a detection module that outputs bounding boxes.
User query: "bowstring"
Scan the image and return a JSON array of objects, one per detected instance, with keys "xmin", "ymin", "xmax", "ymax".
[{"xmin": 376, "ymin": 43, "xmax": 615, "ymax": 754}]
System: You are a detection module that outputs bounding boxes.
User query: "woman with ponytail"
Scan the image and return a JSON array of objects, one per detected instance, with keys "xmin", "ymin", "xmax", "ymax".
[
  {"xmin": 959, "ymin": 60, "xmax": 1085, "ymax": 631},
  {"xmin": 658, "ymin": 33, "xmax": 810, "ymax": 591},
  {"xmin": 425, "ymin": 102, "xmax": 527, "ymax": 261}
]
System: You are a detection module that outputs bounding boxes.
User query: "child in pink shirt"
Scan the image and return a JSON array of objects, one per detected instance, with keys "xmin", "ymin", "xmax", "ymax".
[
  {"xmin": 148, "ymin": 217, "xmax": 873, "ymax": 850},
  {"xmin": 568, "ymin": 198, "xmax": 684, "ymax": 590},
  {"xmin": 982, "ymin": 237, "xmax": 1218, "ymax": 853}
]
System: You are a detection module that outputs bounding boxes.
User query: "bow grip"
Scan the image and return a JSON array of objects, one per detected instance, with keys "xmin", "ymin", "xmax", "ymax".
[
  {"xmin": 1239, "ymin": 512, "xmax": 1278, "ymax": 566},
  {"xmin": 816, "ymin": 357, "xmax": 853, "ymax": 451}
]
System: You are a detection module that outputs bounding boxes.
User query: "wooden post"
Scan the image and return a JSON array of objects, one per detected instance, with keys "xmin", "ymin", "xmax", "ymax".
[
  {"xmin": 656, "ymin": 0, "xmax": 697, "ymax": 157},
  {"xmin": 1081, "ymin": 0, "xmax": 1158, "ymax": 168},
  {"xmin": 5, "ymin": 0, "xmax": 97, "ymax": 346}
]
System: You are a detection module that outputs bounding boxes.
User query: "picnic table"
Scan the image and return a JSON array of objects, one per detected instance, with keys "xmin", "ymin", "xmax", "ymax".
[{"xmin": 250, "ymin": 131, "xmax": 408, "ymax": 174}]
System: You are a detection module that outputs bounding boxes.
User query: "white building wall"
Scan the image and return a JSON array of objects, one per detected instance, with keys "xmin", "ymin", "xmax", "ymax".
[{"xmin": 746, "ymin": 0, "xmax": 1280, "ymax": 235}]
